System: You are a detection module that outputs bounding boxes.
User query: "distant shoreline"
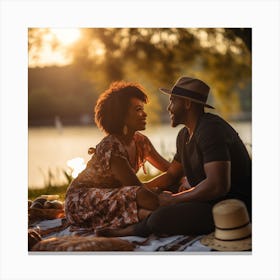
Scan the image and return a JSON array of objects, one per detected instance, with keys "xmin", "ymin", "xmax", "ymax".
[{"xmin": 28, "ymin": 115, "xmax": 252, "ymax": 128}]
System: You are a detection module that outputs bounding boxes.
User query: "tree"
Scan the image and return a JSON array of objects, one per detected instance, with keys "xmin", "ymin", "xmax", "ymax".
[{"xmin": 28, "ymin": 28, "xmax": 251, "ymax": 123}]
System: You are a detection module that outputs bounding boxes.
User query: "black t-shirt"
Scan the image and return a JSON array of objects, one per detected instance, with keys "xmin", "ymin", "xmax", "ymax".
[{"xmin": 174, "ymin": 113, "xmax": 251, "ymax": 213}]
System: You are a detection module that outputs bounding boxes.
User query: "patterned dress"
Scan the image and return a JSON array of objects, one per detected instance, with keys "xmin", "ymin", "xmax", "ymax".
[{"xmin": 65, "ymin": 132, "xmax": 152, "ymax": 230}]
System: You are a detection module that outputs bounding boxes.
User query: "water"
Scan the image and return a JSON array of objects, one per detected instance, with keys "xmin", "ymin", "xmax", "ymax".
[{"xmin": 28, "ymin": 122, "xmax": 251, "ymax": 189}]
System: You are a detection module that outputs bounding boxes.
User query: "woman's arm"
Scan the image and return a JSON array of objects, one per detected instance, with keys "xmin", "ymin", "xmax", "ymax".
[
  {"xmin": 110, "ymin": 155, "xmax": 143, "ymax": 186},
  {"xmin": 145, "ymin": 139, "xmax": 171, "ymax": 172},
  {"xmin": 144, "ymin": 159, "xmax": 184, "ymax": 191}
]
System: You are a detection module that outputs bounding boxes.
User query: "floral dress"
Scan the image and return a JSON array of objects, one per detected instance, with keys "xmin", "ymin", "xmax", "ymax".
[{"xmin": 64, "ymin": 132, "xmax": 152, "ymax": 231}]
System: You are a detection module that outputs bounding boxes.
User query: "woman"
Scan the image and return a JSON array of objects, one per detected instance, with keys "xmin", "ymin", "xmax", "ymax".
[{"xmin": 64, "ymin": 81, "xmax": 170, "ymax": 234}]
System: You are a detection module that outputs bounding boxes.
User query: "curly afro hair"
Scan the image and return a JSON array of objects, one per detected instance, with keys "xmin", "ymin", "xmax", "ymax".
[{"xmin": 94, "ymin": 81, "xmax": 148, "ymax": 134}]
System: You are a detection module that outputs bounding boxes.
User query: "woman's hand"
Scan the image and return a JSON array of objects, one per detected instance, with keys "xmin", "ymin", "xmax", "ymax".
[{"xmin": 178, "ymin": 176, "xmax": 192, "ymax": 192}]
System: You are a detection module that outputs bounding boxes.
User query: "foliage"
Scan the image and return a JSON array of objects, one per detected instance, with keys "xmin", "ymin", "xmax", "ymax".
[
  {"xmin": 28, "ymin": 65, "xmax": 97, "ymax": 125},
  {"xmin": 28, "ymin": 166, "xmax": 73, "ymax": 201},
  {"xmin": 28, "ymin": 28, "xmax": 252, "ymax": 125},
  {"xmin": 71, "ymin": 28, "xmax": 251, "ymax": 117},
  {"xmin": 28, "ymin": 184, "xmax": 68, "ymax": 201}
]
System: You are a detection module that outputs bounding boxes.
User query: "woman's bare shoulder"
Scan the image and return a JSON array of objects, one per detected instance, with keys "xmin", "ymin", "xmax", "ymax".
[{"xmin": 134, "ymin": 131, "xmax": 150, "ymax": 141}]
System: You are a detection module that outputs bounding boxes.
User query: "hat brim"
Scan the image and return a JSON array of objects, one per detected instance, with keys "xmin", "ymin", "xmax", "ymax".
[
  {"xmin": 159, "ymin": 88, "xmax": 215, "ymax": 109},
  {"xmin": 200, "ymin": 233, "xmax": 252, "ymax": 252}
]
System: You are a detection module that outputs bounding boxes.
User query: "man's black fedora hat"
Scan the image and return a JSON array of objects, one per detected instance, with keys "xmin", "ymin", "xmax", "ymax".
[{"xmin": 159, "ymin": 76, "xmax": 214, "ymax": 109}]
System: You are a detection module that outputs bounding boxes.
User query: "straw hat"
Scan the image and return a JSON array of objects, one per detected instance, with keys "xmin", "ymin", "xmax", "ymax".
[
  {"xmin": 201, "ymin": 199, "xmax": 251, "ymax": 251},
  {"xmin": 159, "ymin": 76, "xmax": 214, "ymax": 109}
]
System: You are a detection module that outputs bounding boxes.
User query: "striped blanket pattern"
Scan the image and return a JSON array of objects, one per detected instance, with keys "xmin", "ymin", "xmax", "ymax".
[{"xmin": 29, "ymin": 218, "xmax": 211, "ymax": 252}]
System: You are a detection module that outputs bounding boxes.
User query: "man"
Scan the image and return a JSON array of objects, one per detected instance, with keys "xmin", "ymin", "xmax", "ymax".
[{"xmin": 97, "ymin": 76, "xmax": 252, "ymax": 237}]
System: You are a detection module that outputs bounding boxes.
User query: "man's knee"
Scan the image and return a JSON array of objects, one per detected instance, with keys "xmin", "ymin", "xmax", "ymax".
[
  {"xmin": 146, "ymin": 202, "xmax": 215, "ymax": 236},
  {"xmin": 146, "ymin": 206, "xmax": 173, "ymax": 235}
]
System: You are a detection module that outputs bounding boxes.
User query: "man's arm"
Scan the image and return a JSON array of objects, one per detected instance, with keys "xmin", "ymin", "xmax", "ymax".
[
  {"xmin": 144, "ymin": 160, "xmax": 184, "ymax": 191},
  {"xmin": 159, "ymin": 161, "xmax": 231, "ymax": 206}
]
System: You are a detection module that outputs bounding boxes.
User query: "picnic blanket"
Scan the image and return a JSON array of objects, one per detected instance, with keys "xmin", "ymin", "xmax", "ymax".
[{"xmin": 29, "ymin": 218, "xmax": 211, "ymax": 252}]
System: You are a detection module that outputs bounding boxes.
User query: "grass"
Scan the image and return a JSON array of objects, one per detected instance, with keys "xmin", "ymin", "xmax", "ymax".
[
  {"xmin": 28, "ymin": 165, "xmax": 162, "ymax": 201},
  {"xmin": 28, "ymin": 167, "xmax": 72, "ymax": 201},
  {"xmin": 28, "ymin": 184, "xmax": 69, "ymax": 201}
]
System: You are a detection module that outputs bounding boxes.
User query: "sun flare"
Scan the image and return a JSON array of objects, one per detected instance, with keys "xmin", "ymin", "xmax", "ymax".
[
  {"xmin": 50, "ymin": 28, "xmax": 81, "ymax": 46},
  {"xmin": 67, "ymin": 157, "xmax": 86, "ymax": 178},
  {"xmin": 29, "ymin": 28, "xmax": 82, "ymax": 67}
]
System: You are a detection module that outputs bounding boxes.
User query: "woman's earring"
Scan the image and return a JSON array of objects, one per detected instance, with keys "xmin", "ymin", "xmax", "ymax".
[{"xmin": 123, "ymin": 125, "xmax": 128, "ymax": 135}]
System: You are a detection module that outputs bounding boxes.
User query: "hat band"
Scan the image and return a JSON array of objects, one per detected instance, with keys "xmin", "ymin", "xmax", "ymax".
[
  {"xmin": 215, "ymin": 221, "xmax": 250, "ymax": 231},
  {"xmin": 172, "ymin": 86, "xmax": 207, "ymax": 103},
  {"xmin": 214, "ymin": 233, "xmax": 251, "ymax": 242}
]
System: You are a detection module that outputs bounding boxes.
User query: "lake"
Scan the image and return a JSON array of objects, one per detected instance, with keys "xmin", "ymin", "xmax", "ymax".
[{"xmin": 28, "ymin": 122, "xmax": 252, "ymax": 189}]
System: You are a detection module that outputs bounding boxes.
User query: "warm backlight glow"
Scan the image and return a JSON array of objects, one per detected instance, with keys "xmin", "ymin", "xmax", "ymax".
[
  {"xmin": 67, "ymin": 157, "xmax": 86, "ymax": 178},
  {"xmin": 29, "ymin": 28, "xmax": 82, "ymax": 67},
  {"xmin": 50, "ymin": 28, "xmax": 81, "ymax": 46}
]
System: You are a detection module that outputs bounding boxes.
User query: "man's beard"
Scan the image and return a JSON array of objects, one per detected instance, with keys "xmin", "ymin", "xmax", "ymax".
[{"xmin": 170, "ymin": 108, "xmax": 187, "ymax": 127}]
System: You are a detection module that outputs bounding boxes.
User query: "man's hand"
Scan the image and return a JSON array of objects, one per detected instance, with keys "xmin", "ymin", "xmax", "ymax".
[{"xmin": 158, "ymin": 191, "xmax": 176, "ymax": 206}]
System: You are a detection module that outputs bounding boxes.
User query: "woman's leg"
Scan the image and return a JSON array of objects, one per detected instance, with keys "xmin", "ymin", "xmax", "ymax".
[
  {"xmin": 96, "ymin": 188, "xmax": 158, "ymax": 237},
  {"xmin": 95, "ymin": 208, "xmax": 152, "ymax": 237}
]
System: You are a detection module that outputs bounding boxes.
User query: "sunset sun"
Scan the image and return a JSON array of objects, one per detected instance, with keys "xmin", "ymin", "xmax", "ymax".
[
  {"xmin": 50, "ymin": 28, "xmax": 81, "ymax": 46},
  {"xmin": 29, "ymin": 28, "xmax": 82, "ymax": 67}
]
